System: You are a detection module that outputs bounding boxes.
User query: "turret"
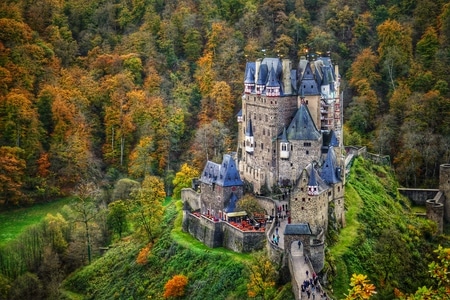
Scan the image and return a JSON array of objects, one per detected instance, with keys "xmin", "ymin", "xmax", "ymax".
[
  {"xmin": 245, "ymin": 118, "xmax": 254, "ymax": 153},
  {"xmin": 282, "ymin": 58, "xmax": 292, "ymax": 95},
  {"xmin": 280, "ymin": 127, "xmax": 289, "ymax": 159},
  {"xmin": 308, "ymin": 166, "xmax": 319, "ymax": 196}
]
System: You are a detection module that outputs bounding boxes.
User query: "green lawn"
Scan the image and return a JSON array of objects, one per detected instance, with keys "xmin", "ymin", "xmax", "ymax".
[{"xmin": 0, "ymin": 198, "xmax": 73, "ymax": 246}]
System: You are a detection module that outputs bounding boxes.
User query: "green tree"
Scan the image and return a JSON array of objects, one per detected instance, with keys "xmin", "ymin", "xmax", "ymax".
[
  {"xmin": 236, "ymin": 194, "xmax": 265, "ymax": 219},
  {"xmin": 172, "ymin": 163, "xmax": 200, "ymax": 199},
  {"xmin": 399, "ymin": 246, "xmax": 450, "ymax": 299},
  {"xmin": 107, "ymin": 200, "xmax": 128, "ymax": 238},
  {"xmin": 70, "ymin": 182, "xmax": 100, "ymax": 264},
  {"xmin": 111, "ymin": 178, "xmax": 140, "ymax": 202},
  {"xmin": 131, "ymin": 175, "xmax": 165, "ymax": 242}
]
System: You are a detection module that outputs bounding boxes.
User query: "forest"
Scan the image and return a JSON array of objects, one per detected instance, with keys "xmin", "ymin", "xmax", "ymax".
[
  {"xmin": 0, "ymin": 0, "xmax": 450, "ymax": 299},
  {"xmin": 0, "ymin": 0, "xmax": 449, "ymax": 207}
]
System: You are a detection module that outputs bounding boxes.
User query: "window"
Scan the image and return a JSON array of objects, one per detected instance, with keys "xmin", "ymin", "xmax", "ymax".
[
  {"xmin": 303, "ymin": 142, "xmax": 311, "ymax": 147},
  {"xmin": 306, "ymin": 150, "xmax": 309, "ymax": 155},
  {"xmin": 291, "ymin": 145, "xmax": 293, "ymax": 151},
  {"xmin": 261, "ymin": 143, "xmax": 264, "ymax": 149},
  {"xmin": 302, "ymin": 198, "xmax": 305, "ymax": 202}
]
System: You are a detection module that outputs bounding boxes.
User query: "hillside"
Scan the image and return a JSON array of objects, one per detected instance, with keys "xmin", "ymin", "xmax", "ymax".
[
  {"xmin": 62, "ymin": 198, "xmax": 294, "ymax": 299},
  {"xmin": 328, "ymin": 157, "xmax": 450, "ymax": 299},
  {"xmin": 56, "ymin": 157, "xmax": 448, "ymax": 299}
]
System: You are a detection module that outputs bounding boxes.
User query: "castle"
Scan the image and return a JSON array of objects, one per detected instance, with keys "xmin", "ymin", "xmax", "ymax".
[{"xmin": 182, "ymin": 53, "xmax": 346, "ymax": 270}]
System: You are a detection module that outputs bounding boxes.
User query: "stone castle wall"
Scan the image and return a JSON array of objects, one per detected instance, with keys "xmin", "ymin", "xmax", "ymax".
[
  {"xmin": 309, "ymin": 238, "xmax": 325, "ymax": 272},
  {"xmin": 426, "ymin": 195, "xmax": 444, "ymax": 234},
  {"xmin": 398, "ymin": 188, "xmax": 440, "ymax": 206},
  {"xmin": 183, "ymin": 211, "xmax": 266, "ymax": 253},
  {"xmin": 222, "ymin": 223, "xmax": 266, "ymax": 252},
  {"xmin": 181, "ymin": 188, "xmax": 201, "ymax": 211},
  {"xmin": 184, "ymin": 213, "xmax": 223, "ymax": 248}
]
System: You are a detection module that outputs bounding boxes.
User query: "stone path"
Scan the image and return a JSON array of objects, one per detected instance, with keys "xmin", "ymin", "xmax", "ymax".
[{"xmin": 276, "ymin": 219, "xmax": 330, "ymax": 300}]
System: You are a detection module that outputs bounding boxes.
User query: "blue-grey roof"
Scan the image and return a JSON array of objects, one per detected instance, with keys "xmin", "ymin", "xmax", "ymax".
[
  {"xmin": 284, "ymin": 223, "xmax": 312, "ymax": 235},
  {"xmin": 266, "ymin": 65, "xmax": 280, "ymax": 87},
  {"xmin": 256, "ymin": 64, "xmax": 268, "ymax": 85},
  {"xmin": 320, "ymin": 146, "xmax": 341, "ymax": 184},
  {"xmin": 245, "ymin": 118, "xmax": 253, "ymax": 136},
  {"xmin": 224, "ymin": 193, "xmax": 238, "ymax": 213},
  {"xmin": 329, "ymin": 130, "xmax": 339, "ymax": 147},
  {"xmin": 244, "ymin": 62, "xmax": 256, "ymax": 84},
  {"xmin": 308, "ymin": 165, "xmax": 318, "ymax": 187},
  {"xmin": 286, "ymin": 104, "xmax": 321, "ymax": 140},
  {"xmin": 200, "ymin": 154, "xmax": 243, "ymax": 187},
  {"xmin": 280, "ymin": 127, "xmax": 288, "ymax": 142},
  {"xmin": 299, "ymin": 63, "xmax": 320, "ymax": 96},
  {"xmin": 237, "ymin": 109, "xmax": 242, "ymax": 117}
]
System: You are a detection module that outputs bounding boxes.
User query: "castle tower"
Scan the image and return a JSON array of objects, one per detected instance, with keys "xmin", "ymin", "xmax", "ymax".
[
  {"xmin": 439, "ymin": 164, "xmax": 450, "ymax": 222},
  {"xmin": 199, "ymin": 154, "xmax": 243, "ymax": 219},
  {"xmin": 238, "ymin": 57, "xmax": 298, "ymax": 193}
]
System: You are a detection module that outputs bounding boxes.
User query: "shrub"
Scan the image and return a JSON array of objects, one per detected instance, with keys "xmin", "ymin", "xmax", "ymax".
[{"xmin": 163, "ymin": 274, "xmax": 188, "ymax": 298}]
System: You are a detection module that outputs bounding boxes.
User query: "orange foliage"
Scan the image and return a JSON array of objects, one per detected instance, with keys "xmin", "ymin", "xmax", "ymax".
[
  {"xmin": 163, "ymin": 274, "xmax": 188, "ymax": 299},
  {"xmin": 37, "ymin": 152, "xmax": 51, "ymax": 178},
  {"xmin": 136, "ymin": 243, "xmax": 152, "ymax": 265}
]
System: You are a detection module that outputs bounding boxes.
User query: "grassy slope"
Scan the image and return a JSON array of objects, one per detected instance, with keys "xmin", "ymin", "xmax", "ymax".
[
  {"xmin": 0, "ymin": 197, "xmax": 72, "ymax": 246},
  {"xmin": 63, "ymin": 201, "xmax": 296, "ymax": 300},
  {"xmin": 329, "ymin": 157, "xmax": 447, "ymax": 299}
]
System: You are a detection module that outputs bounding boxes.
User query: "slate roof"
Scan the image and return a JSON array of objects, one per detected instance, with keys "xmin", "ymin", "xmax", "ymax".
[
  {"xmin": 245, "ymin": 118, "xmax": 253, "ymax": 137},
  {"xmin": 244, "ymin": 62, "xmax": 256, "ymax": 84},
  {"xmin": 305, "ymin": 163, "xmax": 329, "ymax": 192},
  {"xmin": 266, "ymin": 65, "xmax": 280, "ymax": 87},
  {"xmin": 280, "ymin": 127, "xmax": 288, "ymax": 142},
  {"xmin": 298, "ymin": 63, "xmax": 320, "ymax": 96},
  {"xmin": 320, "ymin": 146, "xmax": 341, "ymax": 184},
  {"xmin": 199, "ymin": 154, "xmax": 243, "ymax": 187},
  {"xmin": 284, "ymin": 223, "xmax": 312, "ymax": 235},
  {"xmin": 308, "ymin": 164, "xmax": 318, "ymax": 187},
  {"xmin": 286, "ymin": 104, "xmax": 321, "ymax": 140},
  {"xmin": 224, "ymin": 193, "xmax": 238, "ymax": 213}
]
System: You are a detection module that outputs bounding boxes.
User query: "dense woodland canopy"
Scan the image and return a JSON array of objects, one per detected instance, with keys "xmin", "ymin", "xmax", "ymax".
[{"xmin": 0, "ymin": 0, "xmax": 449, "ymax": 204}]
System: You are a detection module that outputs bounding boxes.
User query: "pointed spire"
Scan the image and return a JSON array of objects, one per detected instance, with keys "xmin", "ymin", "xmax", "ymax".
[
  {"xmin": 245, "ymin": 118, "xmax": 253, "ymax": 137},
  {"xmin": 329, "ymin": 130, "xmax": 339, "ymax": 147},
  {"xmin": 281, "ymin": 127, "xmax": 288, "ymax": 142},
  {"xmin": 321, "ymin": 146, "xmax": 340, "ymax": 184},
  {"xmin": 308, "ymin": 165, "xmax": 318, "ymax": 190}
]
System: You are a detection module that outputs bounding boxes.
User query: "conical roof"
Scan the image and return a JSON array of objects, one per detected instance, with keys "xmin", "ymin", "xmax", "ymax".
[
  {"xmin": 286, "ymin": 104, "xmax": 321, "ymax": 140},
  {"xmin": 321, "ymin": 146, "xmax": 340, "ymax": 184}
]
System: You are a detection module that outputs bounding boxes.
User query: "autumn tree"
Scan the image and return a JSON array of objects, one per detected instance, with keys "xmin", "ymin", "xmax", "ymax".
[
  {"xmin": 102, "ymin": 73, "xmax": 136, "ymax": 168},
  {"xmin": 377, "ymin": 20, "xmax": 412, "ymax": 90},
  {"xmin": 236, "ymin": 194, "xmax": 265, "ymax": 220},
  {"xmin": 0, "ymin": 146, "xmax": 26, "ymax": 206},
  {"xmin": 246, "ymin": 250, "xmax": 277, "ymax": 299},
  {"xmin": 163, "ymin": 274, "xmax": 188, "ymax": 299},
  {"xmin": 345, "ymin": 274, "xmax": 377, "ymax": 300},
  {"xmin": 131, "ymin": 175, "xmax": 165, "ymax": 242},
  {"xmin": 172, "ymin": 163, "xmax": 200, "ymax": 199},
  {"xmin": 190, "ymin": 120, "xmax": 230, "ymax": 168}
]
